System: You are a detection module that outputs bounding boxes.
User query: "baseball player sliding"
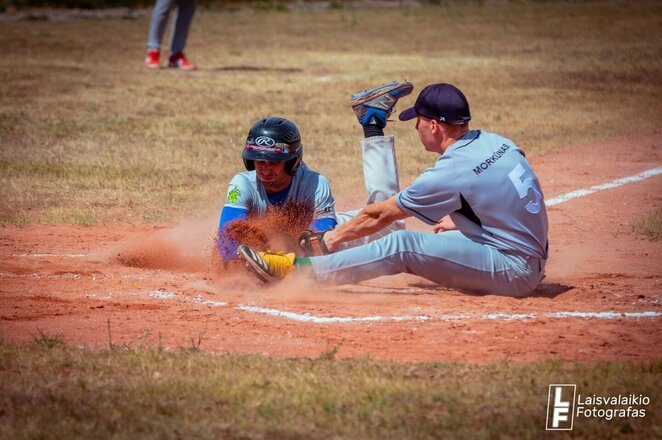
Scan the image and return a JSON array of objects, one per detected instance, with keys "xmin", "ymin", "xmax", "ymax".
[
  {"xmin": 238, "ymin": 81, "xmax": 549, "ymax": 297},
  {"xmin": 217, "ymin": 81, "xmax": 413, "ymax": 262},
  {"xmin": 216, "ymin": 116, "xmax": 336, "ymax": 262}
]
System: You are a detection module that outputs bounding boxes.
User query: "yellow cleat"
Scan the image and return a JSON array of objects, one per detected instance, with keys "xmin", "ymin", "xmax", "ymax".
[{"xmin": 237, "ymin": 244, "xmax": 295, "ymax": 283}]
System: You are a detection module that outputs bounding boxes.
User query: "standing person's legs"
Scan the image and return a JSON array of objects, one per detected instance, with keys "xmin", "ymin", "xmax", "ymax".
[
  {"xmin": 147, "ymin": 0, "xmax": 175, "ymax": 51},
  {"xmin": 170, "ymin": 0, "xmax": 198, "ymax": 55},
  {"xmin": 310, "ymin": 230, "xmax": 545, "ymax": 297},
  {"xmin": 335, "ymin": 135, "xmax": 405, "ymax": 248}
]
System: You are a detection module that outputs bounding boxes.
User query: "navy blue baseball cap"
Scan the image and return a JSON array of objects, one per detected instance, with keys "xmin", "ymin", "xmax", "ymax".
[{"xmin": 399, "ymin": 83, "xmax": 471, "ymax": 124}]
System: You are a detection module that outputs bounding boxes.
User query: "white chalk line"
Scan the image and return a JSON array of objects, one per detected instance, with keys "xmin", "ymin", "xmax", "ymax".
[
  {"xmin": 0, "ymin": 272, "xmax": 174, "ymax": 281},
  {"xmin": 125, "ymin": 292, "xmax": 662, "ymax": 323},
  {"xmin": 235, "ymin": 305, "xmax": 661, "ymax": 324},
  {"xmin": 236, "ymin": 305, "xmax": 431, "ymax": 324},
  {"xmin": 10, "ymin": 253, "xmax": 88, "ymax": 257},
  {"xmin": 545, "ymin": 166, "xmax": 662, "ymax": 206},
  {"xmin": 144, "ymin": 291, "xmax": 227, "ymax": 307},
  {"xmin": 131, "ymin": 292, "xmax": 662, "ymax": 323},
  {"xmin": 19, "ymin": 285, "xmax": 662, "ymax": 323},
  {"xmin": 140, "ymin": 290, "xmax": 228, "ymax": 307},
  {"xmin": 83, "ymin": 290, "xmax": 229, "ymax": 308}
]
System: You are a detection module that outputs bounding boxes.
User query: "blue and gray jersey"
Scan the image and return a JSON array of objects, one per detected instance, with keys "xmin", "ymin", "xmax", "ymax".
[
  {"xmin": 218, "ymin": 164, "xmax": 336, "ymax": 261},
  {"xmin": 396, "ymin": 130, "xmax": 548, "ymax": 259},
  {"xmin": 224, "ymin": 163, "xmax": 336, "ymax": 219}
]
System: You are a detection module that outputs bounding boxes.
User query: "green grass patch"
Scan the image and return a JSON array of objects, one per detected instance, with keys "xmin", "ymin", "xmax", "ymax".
[
  {"xmin": 632, "ymin": 209, "xmax": 662, "ymax": 240},
  {"xmin": 0, "ymin": 160, "xmax": 218, "ymax": 223},
  {"xmin": 42, "ymin": 208, "xmax": 98, "ymax": 225},
  {"xmin": 1, "ymin": 2, "xmax": 661, "ymax": 224},
  {"xmin": 0, "ymin": 338, "xmax": 660, "ymax": 439},
  {"xmin": 0, "ymin": 212, "xmax": 33, "ymax": 225}
]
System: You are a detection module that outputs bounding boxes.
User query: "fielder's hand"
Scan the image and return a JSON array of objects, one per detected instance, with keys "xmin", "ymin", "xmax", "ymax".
[
  {"xmin": 298, "ymin": 230, "xmax": 330, "ymax": 256},
  {"xmin": 433, "ymin": 215, "xmax": 458, "ymax": 234}
]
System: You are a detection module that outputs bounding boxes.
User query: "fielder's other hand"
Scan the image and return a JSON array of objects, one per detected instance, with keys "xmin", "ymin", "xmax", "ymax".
[{"xmin": 433, "ymin": 216, "xmax": 458, "ymax": 234}]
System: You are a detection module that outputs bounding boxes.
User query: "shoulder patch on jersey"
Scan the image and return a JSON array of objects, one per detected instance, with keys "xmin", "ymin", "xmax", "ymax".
[{"xmin": 227, "ymin": 184, "xmax": 241, "ymax": 203}]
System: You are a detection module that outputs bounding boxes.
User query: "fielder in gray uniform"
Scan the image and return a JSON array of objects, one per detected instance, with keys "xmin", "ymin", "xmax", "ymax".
[{"xmin": 238, "ymin": 82, "xmax": 549, "ymax": 297}]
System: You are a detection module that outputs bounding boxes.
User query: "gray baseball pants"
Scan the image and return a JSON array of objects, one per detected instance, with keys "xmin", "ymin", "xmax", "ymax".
[
  {"xmin": 335, "ymin": 135, "xmax": 405, "ymax": 248},
  {"xmin": 147, "ymin": 0, "xmax": 197, "ymax": 55}
]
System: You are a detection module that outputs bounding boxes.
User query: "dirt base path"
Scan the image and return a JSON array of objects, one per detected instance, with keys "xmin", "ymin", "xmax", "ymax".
[{"xmin": 1, "ymin": 129, "xmax": 661, "ymax": 362}]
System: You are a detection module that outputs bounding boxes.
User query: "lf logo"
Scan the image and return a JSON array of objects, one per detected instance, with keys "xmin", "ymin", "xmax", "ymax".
[{"xmin": 546, "ymin": 384, "xmax": 576, "ymax": 430}]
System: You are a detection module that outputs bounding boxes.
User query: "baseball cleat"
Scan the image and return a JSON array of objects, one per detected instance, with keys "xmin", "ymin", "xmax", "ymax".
[
  {"xmin": 237, "ymin": 244, "xmax": 295, "ymax": 283},
  {"xmin": 350, "ymin": 80, "xmax": 414, "ymax": 127},
  {"xmin": 144, "ymin": 49, "xmax": 160, "ymax": 69},
  {"xmin": 168, "ymin": 52, "xmax": 196, "ymax": 70}
]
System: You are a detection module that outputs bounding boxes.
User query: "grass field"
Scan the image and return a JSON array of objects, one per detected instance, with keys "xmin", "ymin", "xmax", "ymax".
[
  {"xmin": 1, "ymin": 337, "xmax": 660, "ymax": 439},
  {"xmin": 1, "ymin": 1, "xmax": 660, "ymax": 224},
  {"xmin": 1, "ymin": 1, "xmax": 661, "ymax": 437},
  {"xmin": 633, "ymin": 208, "xmax": 662, "ymax": 240}
]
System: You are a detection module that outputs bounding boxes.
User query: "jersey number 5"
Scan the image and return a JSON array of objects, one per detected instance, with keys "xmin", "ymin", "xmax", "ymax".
[{"xmin": 508, "ymin": 163, "xmax": 542, "ymax": 214}]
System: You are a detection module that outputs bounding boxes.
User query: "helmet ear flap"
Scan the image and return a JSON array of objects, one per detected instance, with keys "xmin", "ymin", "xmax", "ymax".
[
  {"xmin": 284, "ymin": 146, "xmax": 303, "ymax": 175},
  {"xmin": 243, "ymin": 158, "xmax": 255, "ymax": 171},
  {"xmin": 284, "ymin": 156, "xmax": 301, "ymax": 176}
]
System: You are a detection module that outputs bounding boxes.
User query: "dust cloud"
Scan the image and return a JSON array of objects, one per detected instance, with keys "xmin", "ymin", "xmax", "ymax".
[
  {"xmin": 110, "ymin": 201, "xmax": 314, "ymax": 280},
  {"xmin": 111, "ymin": 216, "xmax": 219, "ymax": 273},
  {"xmin": 107, "ymin": 201, "xmax": 402, "ymax": 303}
]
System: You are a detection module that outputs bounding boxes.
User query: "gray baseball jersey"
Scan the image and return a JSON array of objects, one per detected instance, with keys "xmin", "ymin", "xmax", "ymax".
[
  {"xmin": 310, "ymin": 131, "xmax": 549, "ymax": 297},
  {"xmin": 396, "ymin": 130, "xmax": 548, "ymax": 259}
]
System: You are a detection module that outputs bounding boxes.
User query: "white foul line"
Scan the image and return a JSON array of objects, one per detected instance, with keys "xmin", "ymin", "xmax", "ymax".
[
  {"xmin": 10, "ymin": 253, "xmax": 88, "ymax": 257},
  {"xmin": 545, "ymin": 166, "xmax": 662, "ymax": 206},
  {"xmin": 84, "ymin": 290, "xmax": 229, "ymax": 307},
  {"xmin": 145, "ymin": 290, "xmax": 228, "ymax": 307},
  {"xmin": 236, "ymin": 305, "xmax": 431, "ymax": 324},
  {"xmin": 236, "ymin": 305, "xmax": 661, "ymax": 324},
  {"xmin": 548, "ymin": 311, "xmax": 661, "ymax": 319},
  {"xmin": 130, "ymin": 293, "xmax": 662, "ymax": 323}
]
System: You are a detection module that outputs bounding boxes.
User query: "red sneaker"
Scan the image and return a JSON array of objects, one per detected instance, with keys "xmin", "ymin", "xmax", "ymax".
[
  {"xmin": 168, "ymin": 52, "xmax": 196, "ymax": 70},
  {"xmin": 144, "ymin": 49, "xmax": 160, "ymax": 69}
]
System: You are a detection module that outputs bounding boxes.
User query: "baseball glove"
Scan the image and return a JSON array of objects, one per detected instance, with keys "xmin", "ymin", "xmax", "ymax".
[{"xmin": 298, "ymin": 230, "xmax": 330, "ymax": 256}]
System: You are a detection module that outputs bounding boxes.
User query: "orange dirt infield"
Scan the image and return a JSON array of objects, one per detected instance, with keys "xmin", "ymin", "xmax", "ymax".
[{"xmin": 1, "ymin": 130, "xmax": 660, "ymax": 363}]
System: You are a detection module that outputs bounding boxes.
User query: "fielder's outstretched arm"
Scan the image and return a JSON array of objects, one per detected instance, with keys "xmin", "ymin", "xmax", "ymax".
[{"xmin": 323, "ymin": 197, "xmax": 408, "ymax": 252}]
